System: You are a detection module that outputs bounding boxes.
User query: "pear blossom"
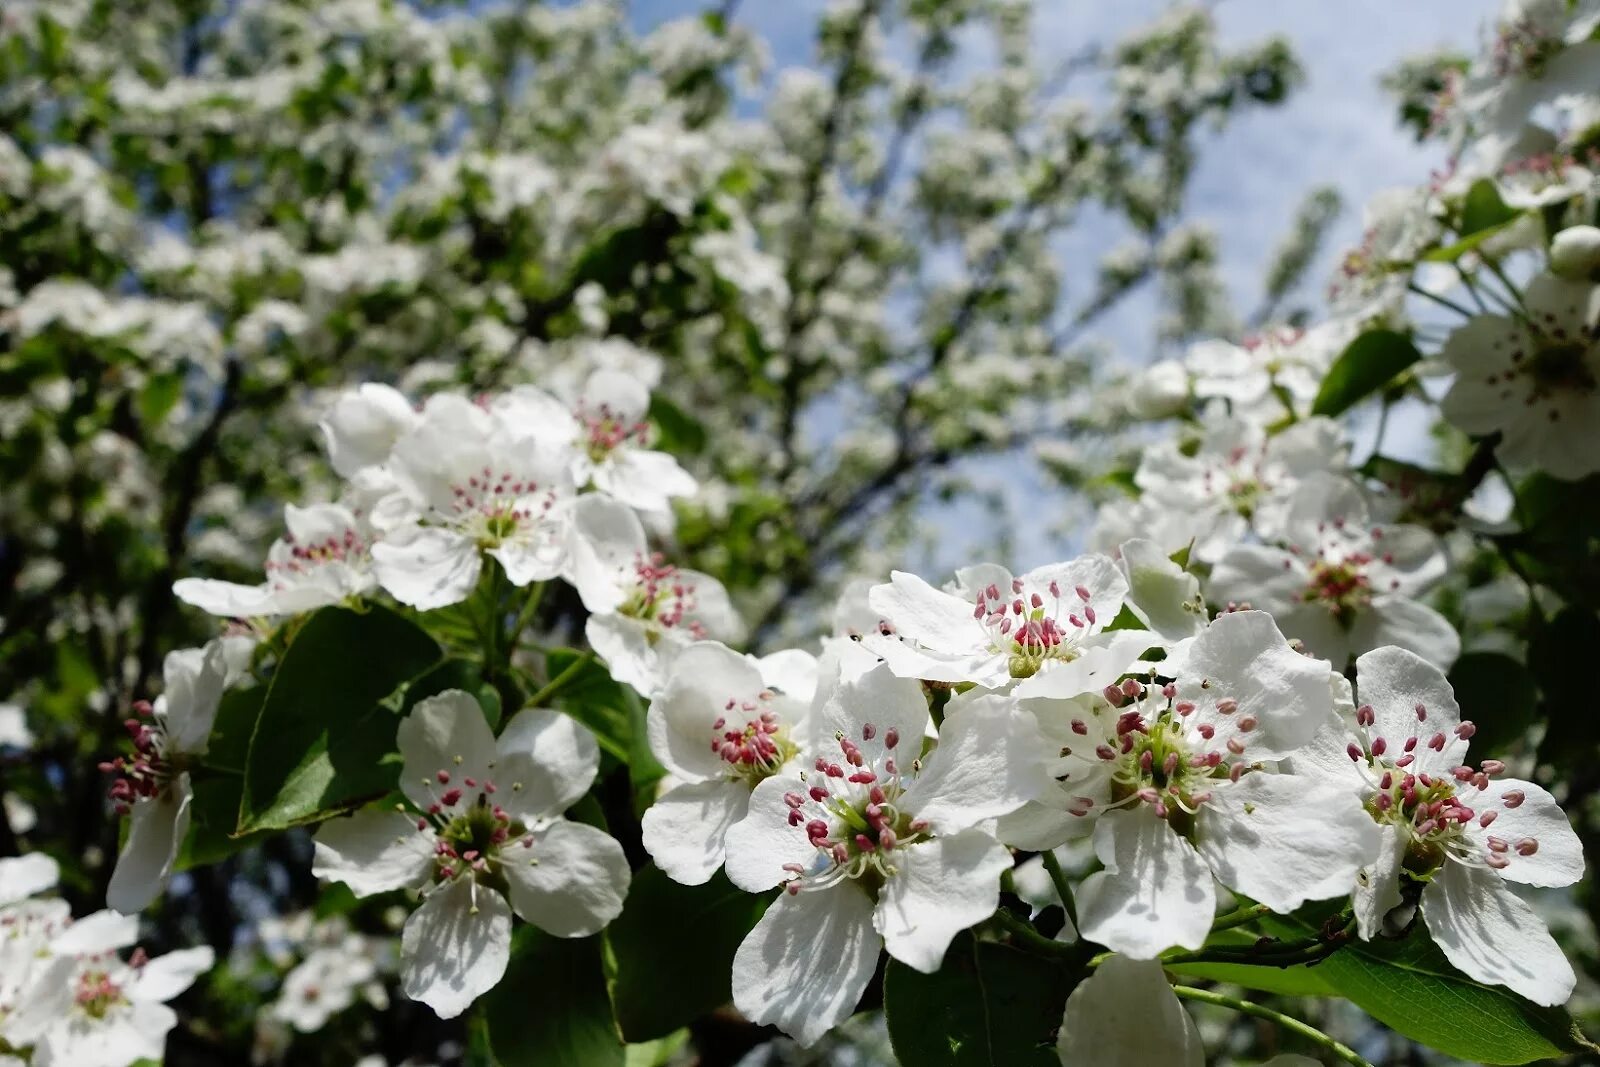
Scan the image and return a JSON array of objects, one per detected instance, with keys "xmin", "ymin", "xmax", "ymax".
[
  {"xmin": 525, "ymin": 370, "xmax": 698, "ymax": 514},
  {"xmin": 319, "ymin": 383, "xmax": 418, "ymax": 478},
  {"xmin": 1014, "ymin": 610, "xmax": 1379, "ymax": 958},
  {"xmin": 1209, "ymin": 474, "xmax": 1459, "ymax": 670},
  {"xmin": 312, "ymin": 690, "xmax": 629, "ymax": 1018},
  {"xmin": 370, "ymin": 394, "xmax": 577, "ymax": 609},
  {"xmin": 270, "ymin": 945, "xmax": 379, "ymax": 1032},
  {"xmin": 4, "ymin": 908, "xmax": 214, "ymax": 1067},
  {"xmin": 104, "ymin": 640, "xmax": 229, "ymax": 914},
  {"xmin": 1439, "ymin": 272, "xmax": 1600, "ymax": 480},
  {"xmin": 641, "ymin": 641, "xmax": 816, "ymax": 884},
  {"xmin": 1057, "ymin": 954, "xmax": 1319, "ymax": 1067},
  {"xmin": 863, "ymin": 557, "xmax": 1149, "ymax": 698},
  {"xmin": 722, "ymin": 664, "xmax": 1048, "ymax": 1045},
  {"xmin": 173, "ymin": 501, "xmax": 377, "ymax": 619},
  {"xmin": 1188, "ymin": 320, "xmax": 1355, "ymax": 418},
  {"xmin": 1293, "ymin": 646, "xmax": 1584, "ymax": 1005},
  {"xmin": 1131, "ymin": 416, "xmax": 1350, "ymax": 562},
  {"xmin": 566, "ymin": 494, "xmax": 740, "ymax": 697}
]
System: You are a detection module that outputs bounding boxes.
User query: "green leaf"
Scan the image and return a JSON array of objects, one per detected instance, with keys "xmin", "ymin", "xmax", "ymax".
[
  {"xmin": 884, "ymin": 931, "xmax": 1072, "ymax": 1066},
  {"xmin": 647, "ymin": 394, "xmax": 706, "ymax": 456},
  {"xmin": 1312, "ymin": 329, "xmax": 1422, "ymax": 417},
  {"xmin": 1266, "ymin": 908, "xmax": 1596, "ymax": 1064},
  {"xmin": 1446, "ymin": 652, "xmax": 1536, "ymax": 758},
  {"xmin": 483, "ymin": 928, "xmax": 623, "ymax": 1067},
  {"xmin": 1459, "ymin": 177, "xmax": 1519, "ymax": 237},
  {"xmin": 1532, "ymin": 606, "xmax": 1600, "ymax": 767},
  {"xmin": 1422, "ymin": 218, "xmax": 1522, "ymax": 262},
  {"xmin": 540, "ymin": 653, "xmax": 664, "ymax": 803},
  {"xmin": 606, "ymin": 866, "xmax": 770, "ymax": 1042},
  {"xmin": 239, "ymin": 605, "xmax": 440, "ymax": 832},
  {"xmin": 136, "ymin": 371, "xmax": 185, "ymax": 429},
  {"xmin": 179, "ymin": 688, "xmax": 267, "ymax": 869}
]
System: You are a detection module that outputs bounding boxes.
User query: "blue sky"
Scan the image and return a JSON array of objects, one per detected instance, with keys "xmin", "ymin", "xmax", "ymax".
[{"xmin": 629, "ymin": 0, "xmax": 1501, "ymax": 572}]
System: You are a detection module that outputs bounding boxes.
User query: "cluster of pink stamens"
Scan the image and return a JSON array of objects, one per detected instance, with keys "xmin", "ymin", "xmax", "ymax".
[
  {"xmin": 710, "ymin": 689, "xmax": 787, "ymax": 774},
  {"xmin": 100, "ymin": 701, "xmax": 172, "ymax": 815},
  {"xmin": 446, "ymin": 465, "xmax": 560, "ymax": 540},
  {"xmin": 412, "ymin": 766, "xmax": 532, "ymax": 885},
  {"xmin": 780, "ymin": 723, "xmax": 926, "ymax": 894},
  {"xmin": 625, "ymin": 552, "xmax": 706, "ymax": 637},
  {"xmin": 268, "ymin": 527, "xmax": 367, "ymax": 580},
  {"xmin": 1343, "ymin": 701, "xmax": 1540, "ymax": 872},
  {"xmin": 1286, "ymin": 521, "xmax": 1405, "ymax": 620},
  {"xmin": 970, "ymin": 577, "xmax": 1096, "ymax": 677},
  {"xmin": 581, "ymin": 403, "xmax": 649, "ymax": 460},
  {"xmin": 1199, "ymin": 445, "xmax": 1270, "ymax": 517},
  {"xmin": 1492, "ymin": 17, "xmax": 1556, "ymax": 77}
]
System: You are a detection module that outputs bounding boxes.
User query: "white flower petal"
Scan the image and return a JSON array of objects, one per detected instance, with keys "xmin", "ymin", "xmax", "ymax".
[
  {"xmin": 320, "ymin": 383, "xmax": 417, "ymax": 477},
  {"xmin": 1464, "ymin": 778, "xmax": 1584, "ymax": 889},
  {"xmin": 868, "ymin": 571, "xmax": 985, "ymax": 656},
  {"xmin": 873, "ymin": 830, "xmax": 1011, "ymax": 973},
  {"xmin": 1423, "ymin": 861, "xmax": 1575, "ymax": 1006},
  {"xmin": 723, "ymin": 773, "xmax": 817, "ymax": 893},
  {"xmin": 1116, "ymin": 538, "xmax": 1206, "ymax": 641},
  {"xmin": 171, "ymin": 577, "xmax": 281, "ymax": 618},
  {"xmin": 1196, "ymin": 773, "xmax": 1380, "ymax": 914},
  {"xmin": 1076, "ymin": 807, "xmax": 1213, "ymax": 959},
  {"xmin": 1352, "ymin": 646, "xmax": 1465, "ymax": 777},
  {"xmin": 397, "ymin": 690, "xmax": 499, "ymax": 811},
  {"xmin": 593, "ymin": 449, "xmax": 698, "ymax": 511},
  {"xmin": 311, "ymin": 808, "xmax": 436, "ymax": 897},
  {"xmin": 810, "ymin": 662, "xmax": 930, "ymax": 766},
  {"xmin": 651, "ymin": 641, "xmax": 766, "ymax": 781},
  {"xmin": 566, "ymin": 494, "xmax": 646, "ymax": 614},
  {"xmin": 51, "ymin": 910, "xmax": 140, "ymax": 956},
  {"xmin": 400, "ymin": 877, "xmax": 512, "ymax": 1019},
  {"xmin": 1353, "ymin": 823, "xmax": 1407, "ymax": 941},
  {"xmin": 900, "ymin": 695, "xmax": 1047, "ymax": 832},
  {"xmin": 161, "ymin": 641, "xmax": 228, "ymax": 754},
  {"xmin": 1012, "ymin": 630, "xmax": 1153, "ymax": 700},
  {"xmin": 732, "ymin": 883, "xmax": 879, "ymax": 1046},
  {"xmin": 0, "ymin": 853, "xmax": 58, "ymax": 906},
  {"xmin": 130, "ymin": 946, "xmax": 215, "ymax": 1003},
  {"xmin": 493, "ymin": 707, "xmax": 600, "ymax": 824},
  {"xmin": 640, "ymin": 779, "xmax": 750, "ymax": 886},
  {"xmin": 107, "ymin": 780, "xmax": 192, "ymax": 915},
  {"xmin": 372, "ymin": 527, "xmax": 482, "ymax": 610},
  {"xmin": 1058, "ymin": 955, "xmax": 1203, "ymax": 1067},
  {"xmin": 1351, "ymin": 597, "xmax": 1461, "ymax": 670},
  {"xmin": 501, "ymin": 819, "xmax": 629, "ymax": 937}
]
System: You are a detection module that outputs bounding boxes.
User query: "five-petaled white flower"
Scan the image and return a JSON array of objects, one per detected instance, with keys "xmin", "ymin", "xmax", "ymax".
[
  {"xmin": 1440, "ymin": 272, "xmax": 1600, "ymax": 480},
  {"xmin": 311, "ymin": 690, "xmax": 629, "ymax": 1019},
  {"xmin": 1293, "ymin": 646, "xmax": 1584, "ymax": 1006},
  {"xmin": 640, "ymin": 641, "xmax": 816, "ymax": 885},
  {"xmin": 1132, "ymin": 416, "xmax": 1349, "ymax": 563},
  {"xmin": 863, "ymin": 557, "xmax": 1147, "ymax": 698},
  {"xmin": 4, "ymin": 907, "xmax": 214, "ymax": 1067},
  {"xmin": 566, "ymin": 494, "xmax": 741, "ymax": 697},
  {"xmin": 721, "ymin": 664, "xmax": 1048, "ymax": 1045},
  {"xmin": 174, "ymin": 501, "xmax": 377, "ymax": 619},
  {"xmin": 1012, "ymin": 610, "xmax": 1378, "ymax": 959},
  {"xmin": 1209, "ymin": 474, "xmax": 1459, "ymax": 670},
  {"xmin": 104, "ymin": 641, "xmax": 229, "ymax": 915},
  {"xmin": 370, "ymin": 394, "xmax": 576, "ymax": 609}
]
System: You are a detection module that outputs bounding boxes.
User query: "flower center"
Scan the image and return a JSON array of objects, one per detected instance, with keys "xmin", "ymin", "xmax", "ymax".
[
  {"xmin": 445, "ymin": 466, "xmax": 559, "ymax": 547},
  {"xmin": 1493, "ymin": 18, "xmax": 1558, "ymax": 77},
  {"xmin": 711, "ymin": 691, "xmax": 796, "ymax": 785},
  {"xmin": 101, "ymin": 701, "xmax": 179, "ymax": 815},
  {"xmin": 1526, "ymin": 340, "xmax": 1597, "ymax": 396},
  {"xmin": 970, "ymin": 578, "xmax": 1096, "ymax": 679},
  {"xmin": 413, "ymin": 768, "xmax": 531, "ymax": 896},
  {"xmin": 620, "ymin": 553, "xmax": 707, "ymax": 641},
  {"xmin": 269, "ymin": 527, "xmax": 367, "ymax": 585},
  {"xmin": 74, "ymin": 967, "xmax": 127, "ymax": 1019},
  {"xmin": 1342, "ymin": 702, "xmax": 1542, "ymax": 874},
  {"xmin": 780, "ymin": 724, "xmax": 928, "ymax": 896},
  {"xmin": 1302, "ymin": 557, "xmax": 1372, "ymax": 622},
  {"xmin": 582, "ymin": 404, "xmax": 648, "ymax": 462}
]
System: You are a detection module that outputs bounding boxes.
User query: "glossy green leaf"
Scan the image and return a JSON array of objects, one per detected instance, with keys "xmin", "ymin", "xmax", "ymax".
[
  {"xmin": 606, "ymin": 866, "xmax": 770, "ymax": 1042},
  {"xmin": 1459, "ymin": 177, "xmax": 1519, "ymax": 237},
  {"xmin": 1312, "ymin": 329, "xmax": 1422, "ymax": 417},
  {"xmin": 238, "ymin": 605, "xmax": 440, "ymax": 832},
  {"xmin": 483, "ymin": 928, "xmax": 623, "ymax": 1067},
  {"xmin": 179, "ymin": 688, "xmax": 266, "ymax": 869},
  {"xmin": 1266, "ymin": 909, "xmax": 1596, "ymax": 1064},
  {"xmin": 884, "ymin": 931, "xmax": 1072, "ymax": 1066}
]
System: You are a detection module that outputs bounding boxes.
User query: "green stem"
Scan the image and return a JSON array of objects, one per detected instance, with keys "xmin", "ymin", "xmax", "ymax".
[
  {"xmin": 990, "ymin": 909, "xmax": 1079, "ymax": 960},
  {"xmin": 1159, "ymin": 936, "xmax": 1348, "ymax": 969},
  {"xmin": 1170, "ymin": 985, "xmax": 1374, "ymax": 1067},
  {"xmin": 1208, "ymin": 903, "xmax": 1271, "ymax": 933},
  {"xmin": 528, "ymin": 652, "xmax": 593, "ymax": 708},
  {"xmin": 1040, "ymin": 849, "xmax": 1078, "ymax": 932},
  {"xmin": 1407, "ymin": 282, "xmax": 1476, "ymax": 319},
  {"xmin": 506, "ymin": 581, "xmax": 546, "ymax": 653},
  {"xmin": 1480, "ymin": 256, "xmax": 1527, "ymax": 314}
]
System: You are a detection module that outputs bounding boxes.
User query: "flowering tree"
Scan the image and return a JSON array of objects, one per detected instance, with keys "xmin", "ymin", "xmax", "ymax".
[{"xmin": 1, "ymin": 0, "xmax": 1597, "ymax": 1065}]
